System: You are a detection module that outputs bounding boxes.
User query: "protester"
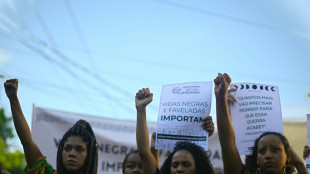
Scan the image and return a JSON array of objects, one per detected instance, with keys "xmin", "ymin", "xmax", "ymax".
[
  {"xmin": 135, "ymin": 88, "xmax": 214, "ymax": 174},
  {"xmin": 122, "ymin": 150, "xmax": 142, "ymax": 174},
  {"xmin": 214, "ymin": 73, "xmax": 307, "ymax": 174},
  {"xmin": 122, "ymin": 132, "xmax": 159, "ymax": 174},
  {"xmin": 4, "ymin": 79, "xmax": 98, "ymax": 174}
]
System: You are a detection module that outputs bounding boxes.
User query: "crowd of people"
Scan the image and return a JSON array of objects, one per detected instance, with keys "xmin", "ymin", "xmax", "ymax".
[{"xmin": 1, "ymin": 73, "xmax": 309, "ymax": 174}]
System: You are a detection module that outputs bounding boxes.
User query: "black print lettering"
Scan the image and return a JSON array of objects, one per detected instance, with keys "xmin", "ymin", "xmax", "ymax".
[{"xmin": 161, "ymin": 115, "xmax": 204, "ymax": 123}]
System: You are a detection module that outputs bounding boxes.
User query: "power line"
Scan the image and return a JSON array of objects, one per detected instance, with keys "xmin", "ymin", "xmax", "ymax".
[
  {"xmin": 0, "ymin": 11, "xmax": 139, "ymax": 113},
  {"xmin": 0, "ymin": 14, "xmax": 134, "ymax": 101},
  {"xmin": 28, "ymin": 0, "xmax": 55, "ymax": 45},
  {"xmin": 63, "ymin": 0, "xmax": 97, "ymax": 72},
  {"xmin": 25, "ymin": 1, "xmax": 96, "ymax": 112},
  {"xmin": 5, "ymin": 0, "xmax": 32, "ymax": 33},
  {"xmin": 154, "ymin": 0, "xmax": 310, "ymax": 39},
  {"xmin": 0, "ymin": 21, "xmax": 135, "ymax": 114}
]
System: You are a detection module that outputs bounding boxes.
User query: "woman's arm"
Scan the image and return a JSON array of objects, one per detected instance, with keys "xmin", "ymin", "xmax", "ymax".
[
  {"xmin": 135, "ymin": 88, "xmax": 157, "ymax": 174},
  {"xmin": 214, "ymin": 73, "xmax": 243, "ymax": 174},
  {"xmin": 4, "ymin": 79, "xmax": 41, "ymax": 168},
  {"xmin": 150, "ymin": 132, "xmax": 160, "ymax": 168}
]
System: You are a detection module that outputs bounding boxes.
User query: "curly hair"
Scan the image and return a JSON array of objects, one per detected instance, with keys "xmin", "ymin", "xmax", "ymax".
[
  {"xmin": 56, "ymin": 120, "xmax": 98, "ymax": 174},
  {"xmin": 122, "ymin": 149, "xmax": 139, "ymax": 174},
  {"xmin": 160, "ymin": 141, "xmax": 213, "ymax": 174},
  {"xmin": 245, "ymin": 132, "xmax": 294, "ymax": 174}
]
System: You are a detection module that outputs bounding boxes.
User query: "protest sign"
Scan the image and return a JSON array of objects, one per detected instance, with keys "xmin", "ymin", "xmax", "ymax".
[
  {"xmin": 155, "ymin": 82, "xmax": 212, "ymax": 151},
  {"xmin": 32, "ymin": 106, "xmax": 157, "ymax": 174},
  {"xmin": 32, "ymin": 105, "xmax": 223, "ymax": 174},
  {"xmin": 229, "ymin": 83, "xmax": 283, "ymax": 155}
]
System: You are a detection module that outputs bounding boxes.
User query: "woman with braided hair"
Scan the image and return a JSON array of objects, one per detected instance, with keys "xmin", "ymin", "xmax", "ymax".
[
  {"xmin": 4, "ymin": 79, "xmax": 98, "ymax": 174},
  {"xmin": 135, "ymin": 87, "xmax": 214, "ymax": 174}
]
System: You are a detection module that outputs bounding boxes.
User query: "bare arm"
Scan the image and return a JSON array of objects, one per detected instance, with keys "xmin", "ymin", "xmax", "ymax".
[
  {"xmin": 202, "ymin": 115, "xmax": 215, "ymax": 137},
  {"xmin": 214, "ymin": 73, "xmax": 243, "ymax": 174},
  {"xmin": 4, "ymin": 79, "xmax": 41, "ymax": 168},
  {"xmin": 135, "ymin": 88, "xmax": 157, "ymax": 174},
  {"xmin": 150, "ymin": 132, "xmax": 160, "ymax": 168}
]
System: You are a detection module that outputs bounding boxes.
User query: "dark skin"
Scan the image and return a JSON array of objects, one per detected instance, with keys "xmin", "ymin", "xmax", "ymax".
[
  {"xmin": 4, "ymin": 79, "xmax": 42, "ymax": 168},
  {"xmin": 215, "ymin": 73, "xmax": 308, "ymax": 174},
  {"xmin": 135, "ymin": 88, "xmax": 214, "ymax": 174},
  {"xmin": 151, "ymin": 132, "xmax": 159, "ymax": 168},
  {"xmin": 214, "ymin": 73, "xmax": 242, "ymax": 174}
]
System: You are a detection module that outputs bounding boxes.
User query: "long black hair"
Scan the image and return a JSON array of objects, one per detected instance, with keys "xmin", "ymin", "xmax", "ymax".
[
  {"xmin": 160, "ymin": 141, "xmax": 213, "ymax": 174},
  {"xmin": 56, "ymin": 120, "xmax": 98, "ymax": 174},
  {"xmin": 245, "ymin": 131, "xmax": 294, "ymax": 174}
]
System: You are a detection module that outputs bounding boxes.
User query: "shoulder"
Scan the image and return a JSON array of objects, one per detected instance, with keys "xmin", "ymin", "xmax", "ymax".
[{"xmin": 24, "ymin": 154, "xmax": 56, "ymax": 174}]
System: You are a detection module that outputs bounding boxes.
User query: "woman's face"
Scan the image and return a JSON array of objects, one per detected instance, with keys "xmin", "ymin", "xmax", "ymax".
[
  {"xmin": 123, "ymin": 153, "xmax": 143, "ymax": 174},
  {"xmin": 257, "ymin": 135, "xmax": 289, "ymax": 174},
  {"xmin": 62, "ymin": 136, "xmax": 88, "ymax": 174},
  {"xmin": 171, "ymin": 150, "xmax": 196, "ymax": 174}
]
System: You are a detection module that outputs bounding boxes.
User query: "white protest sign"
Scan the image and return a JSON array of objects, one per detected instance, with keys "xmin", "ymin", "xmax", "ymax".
[
  {"xmin": 32, "ymin": 106, "xmax": 157, "ymax": 174},
  {"xmin": 155, "ymin": 82, "xmax": 212, "ymax": 151},
  {"xmin": 32, "ymin": 106, "xmax": 224, "ymax": 174},
  {"xmin": 306, "ymin": 114, "xmax": 310, "ymax": 173},
  {"xmin": 229, "ymin": 83, "xmax": 283, "ymax": 155}
]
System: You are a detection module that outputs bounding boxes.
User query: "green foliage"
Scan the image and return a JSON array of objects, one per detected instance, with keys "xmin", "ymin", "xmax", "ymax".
[
  {"xmin": 0, "ymin": 108, "xmax": 14, "ymax": 142},
  {"xmin": 0, "ymin": 108, "xmax": 25, "ymax": 174}
]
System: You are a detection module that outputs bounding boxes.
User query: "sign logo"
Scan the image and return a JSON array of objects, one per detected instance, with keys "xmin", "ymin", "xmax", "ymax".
[
  {"xmin": 172, "ymin": 87, "xmax": 181, "ymax": 94},
  {"xmin": 233, "ymin": 84, "xmax": 276, "ymax": 92},
  {"xmin": 172, "ymin": 86, "xmax": 200, "ymax": 95}
]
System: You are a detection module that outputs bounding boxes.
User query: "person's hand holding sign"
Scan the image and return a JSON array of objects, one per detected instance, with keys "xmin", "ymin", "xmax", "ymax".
[
  {"xmin": 202, "ymin": 116, "xmax": 214, "ymax": 137},
  {"xmin": 227, "ymin": 88, "xmax": 237, "ymax": 105}
]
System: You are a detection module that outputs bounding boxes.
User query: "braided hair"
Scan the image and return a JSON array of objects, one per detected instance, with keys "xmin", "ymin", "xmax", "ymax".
[
  {"xmin": 245, "ymin": 132, "xmax": 294, "ymax": 174},
  {"xmin": 160, "ymin": 141, "xmax": 213, "ymax": 174},
  {"xmin": 56, "ymin": 120, "xmax": 98, "ymax": 174}
]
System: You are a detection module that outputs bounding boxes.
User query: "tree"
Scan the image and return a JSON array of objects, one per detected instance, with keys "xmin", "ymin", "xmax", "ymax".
[
  {"xmin": 0, "ymin": 108, "xmax": 13, "ymax": 142},
  {"xmin": 0, "ymin": 108, "xmax": 25, "ymax": 174}
]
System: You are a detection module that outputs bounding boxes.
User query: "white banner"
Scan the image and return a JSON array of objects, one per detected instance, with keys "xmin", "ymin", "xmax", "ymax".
[
  {"xmin": 306, "ymin": 114, "xmax": 310, "ymax": 173},
  {"xmin": 32, "ymin": 106, "xmax": 223, "ymax": 174},
  {"xmin": 229, "ymin": 83, "xmax": 283, "ymax": 155},
  {"xmin": 155, "ymin": 82, "xmax": 212, "ymax": 151}
]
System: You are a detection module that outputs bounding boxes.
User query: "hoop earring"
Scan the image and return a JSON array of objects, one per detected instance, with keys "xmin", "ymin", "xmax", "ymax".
[
  {"xmin": 284, "ymin": 160, "xmax": 293, "ymax": 174},
  {"xmin": 256, "ymin": 167, "xmax": 261, "ymax": 174}
]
